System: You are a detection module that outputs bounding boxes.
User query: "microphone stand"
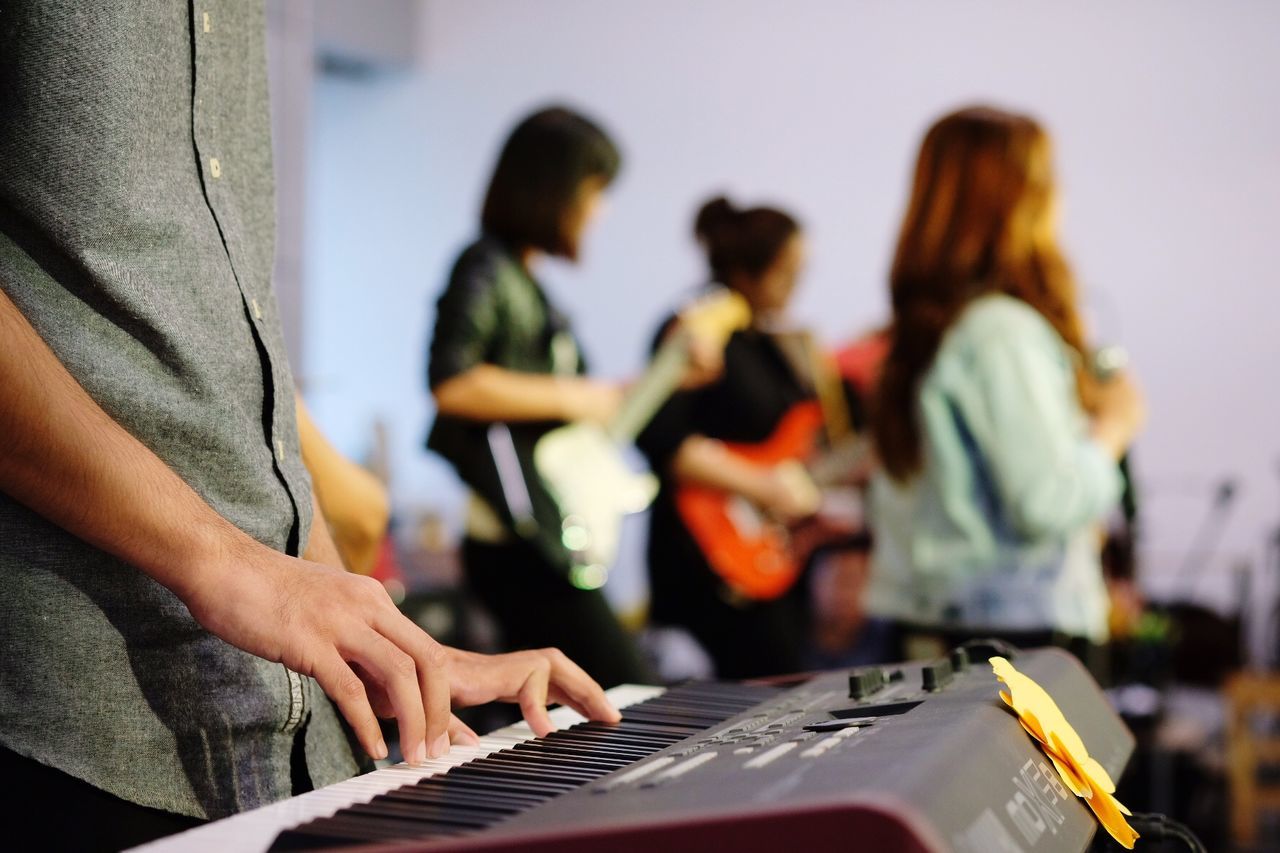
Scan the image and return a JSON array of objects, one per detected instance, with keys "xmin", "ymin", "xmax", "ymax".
[
  {"xmin": 1267, "ymin": 462, "xmax": 1280, "ymax": 668},
  {"xmin": 1169, "ymin": 479, "xmax": 1239, "ymax": 600}
]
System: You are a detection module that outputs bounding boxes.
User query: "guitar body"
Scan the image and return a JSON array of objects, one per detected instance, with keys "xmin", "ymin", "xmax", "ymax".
[
  {"xmin": 533, "ymin": 423, "xmax": 658, "ymax": 581},
  {"xmin": 675, "ymin": 401, "xmax": 826, "ymax": 601}
]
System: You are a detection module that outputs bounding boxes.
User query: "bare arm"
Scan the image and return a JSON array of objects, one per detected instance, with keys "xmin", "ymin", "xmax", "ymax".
[
  {"xmin": 670, "ymin": 436, "xmax": 773, "ymax": 501},
  {"xmin": 0, "ymin": 287, "xmax": 244, "ymax": 600},
  {"xmin": 297, "ymin": 394, "xmax": 390, "ymax": 575},
  {"xmin": 433, "ymin": 364, "xmax": 622, "ymax": 425},
  {"xmin": 670, "ymin": 435, "xmax": 818, "ymax": 521},
  {"xmin": 0, "ymin": 288, "xmax": 617, "ymax": 762}
]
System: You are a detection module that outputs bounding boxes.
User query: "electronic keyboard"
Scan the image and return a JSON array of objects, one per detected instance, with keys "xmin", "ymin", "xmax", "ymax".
[
  {"xmin": 131, "ymin": 648, "xmax": 1131, "ymax": 853},
  {"xmin": 127, "ymin": 684, "xmax": 663, "ymax": 853}
]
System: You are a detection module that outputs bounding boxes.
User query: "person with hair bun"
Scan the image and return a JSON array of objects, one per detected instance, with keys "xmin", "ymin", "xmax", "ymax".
[
  {"xmin": 637, "ymin": 195, "xmax": 834, "ymax": 679},
  {"xmin": 865, "ymin": 106, "xmax": 1145, "ymax": 669}
]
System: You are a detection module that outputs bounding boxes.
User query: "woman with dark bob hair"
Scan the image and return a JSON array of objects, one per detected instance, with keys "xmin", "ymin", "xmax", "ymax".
[
  {"xmin": 425, "ymin": 106, "xmax": 652, "ymax": 687},
  {"xmin": 865, "ymin": 106, "xmax": 1145, "ymax": 668}
]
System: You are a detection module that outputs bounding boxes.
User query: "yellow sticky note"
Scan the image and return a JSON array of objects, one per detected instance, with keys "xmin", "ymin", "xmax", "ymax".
[{"xmin": 990, "ymin": 657, "xmax": 1139, "ymax": 849}]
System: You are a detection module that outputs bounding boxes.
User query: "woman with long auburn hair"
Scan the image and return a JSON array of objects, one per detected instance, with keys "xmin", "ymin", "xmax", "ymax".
[{"xmin": 865, "ymin": 106, "xmax": 1145, "ymax": 665}]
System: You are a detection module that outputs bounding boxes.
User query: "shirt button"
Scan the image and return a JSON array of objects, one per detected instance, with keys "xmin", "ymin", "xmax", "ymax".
[
  {"xmin": 251, "ymin": 298, "xmax": 263, "ymax": 319},
  {"xmin": 210, "ymin": 157, "xmax": 222, "ymax": 179},
  {"xmin": 203, "ymin": 12, "xmax": 212, "ymax": 33},
  {"xmin": 275, "ymin": 439, "xmax": 286, "ymax": 463}
]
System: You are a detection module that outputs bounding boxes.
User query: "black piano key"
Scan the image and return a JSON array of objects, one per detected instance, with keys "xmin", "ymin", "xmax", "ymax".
[
  {"xmin": 518, "ymin": 733, "xmax": 644, "ymax": 753},
  {"xmin": 543, "ymin": 729, "xmax": 656, "ymax": 750},
  {"xmin": 627, "ymin": 696, "xmax": 747, "ymax": 712},
  {"xmin": 619, "ymin": 714, "xmax": 725, "ymax": 729},
  {"xmin": 381, "ymin": 786, "xmax": 533, "ymax": 814},
  {"xmin": 345, "ymin": 800, "xmax": 494, "ymax": 829},
  {"xmin": 407, "ymin": 773, "xmax": 563, "ymax": 799},
  {"xmin": 575, "ymin": 722, "xmax": 693, "ymax": 741},
  {"xmin": 271, "ymin": 814, "xmax": 457, "ymax": 851},
  {"xmin": 397, "ymin": 778, "xmax": 550, "ymax": 809},
  {"xmin": 635, "ymin": 695, "xmax": 752, "ymax": 712},
  {"xmin": 413, "ymin": 771, "xmax": 570, "ymax": 798},
  {"xmin": 631, "ymin": 709, "xmax": 739, "ymax": 725},
  {"xmin": 617, "ymin": 714, "xmax": 689, "ymax": 726},
  {"xmin": 487, "ymin": 746, "xmax": 625, "ymax": 769},
  {"xmin": 511, "ymin": 742, "xmax": 636, "ymax": 766},
  {"xmin": 648, "ymin": 692, "xmax": 760, "ymax": 706},
  {"xmin": 465, "ymin": 756, "xmax": 601, "ymax": 784},
  {"xmin": 581, "ymin": 716, "xmax": 700, "ymax": 731},
  {"xmin": 576, "ymin": 719, "xmax": 692, "ymax": 736},
  {"xmin": 491, "ymin": 748, "xmax": 627, "ymax": 773},
  {"xmin": 444, "ymin": 766, "xmax": 581, "ymax": 792},
  {"xmin": 537, "ymin": 735, "xmax": 662, "ymax": 757}
]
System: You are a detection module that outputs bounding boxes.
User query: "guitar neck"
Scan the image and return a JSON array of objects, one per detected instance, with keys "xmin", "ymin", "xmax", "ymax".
[{"xmin": 607, "ymin": 330, "xmax": 692, "ymax": 444}]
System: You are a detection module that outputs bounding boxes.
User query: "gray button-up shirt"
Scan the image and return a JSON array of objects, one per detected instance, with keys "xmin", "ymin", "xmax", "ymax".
[{"xmin": 0, "ymin": 1, "xmax": 359, "ymax": 819}]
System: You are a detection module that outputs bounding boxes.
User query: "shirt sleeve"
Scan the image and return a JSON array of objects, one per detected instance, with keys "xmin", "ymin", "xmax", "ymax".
[
  {"xmin": 427, "ymin": 251, "xmax": 502, "ymax": 390},
  {"xmin": 943, "ymin": 307, "xmax": 1122, "ymax": 540}
]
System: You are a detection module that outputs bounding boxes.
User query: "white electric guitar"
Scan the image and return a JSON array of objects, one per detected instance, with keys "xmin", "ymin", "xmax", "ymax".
[{"xmin": 482, "ymin": 289, "xmax": 750, "ymax": 588}]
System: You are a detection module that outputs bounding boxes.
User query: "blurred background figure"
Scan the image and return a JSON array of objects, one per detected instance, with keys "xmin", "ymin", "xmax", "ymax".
[
  {"xmin": 638, "ymin": 196, "xmax": 863, "ymax": 679},
  {"xmin": 865, "ymin": 106, "xmax": 1146, "ymax": 674},
  {"xmin": 297, "ymin": 394, "xmax": 391, "ymax": 576},
  {"xmin": 805, "ymin": 325, "xmax": 893, "ymax": 668},
  {"xmin": 424, "ymin": 106, "xmax": 654, "ymax": 688}
]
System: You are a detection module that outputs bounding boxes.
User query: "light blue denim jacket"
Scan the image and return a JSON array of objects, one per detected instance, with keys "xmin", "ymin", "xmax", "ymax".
[{"xmin": 866, "ymin": 294, "xmax": 1121, "ymax": 641}]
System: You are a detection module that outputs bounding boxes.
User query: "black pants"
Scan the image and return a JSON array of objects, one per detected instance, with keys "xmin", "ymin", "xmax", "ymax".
[
  {"xmin": 0, "ymin": 745, "xmax": 206, "ymax": 852},
  {"xmin": 676, "ymin": 584, "xmax": 810, "ymax": 681},
  {"xmin": 463, "ymin": 538, "xmax": 655, "ymax": 688}
]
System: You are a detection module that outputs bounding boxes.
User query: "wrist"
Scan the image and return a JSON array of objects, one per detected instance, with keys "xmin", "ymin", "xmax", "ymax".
[
  {"xmin": 554, "ymin": 376, "xmax": 584, "ymax": 422},
  {"xmin": 163, "ymin": 516, "xmax": 264, "ymax": 609},
  {"xmin": 1090, "ymin": 418, "xmax": 1128, "ymax": 461}
]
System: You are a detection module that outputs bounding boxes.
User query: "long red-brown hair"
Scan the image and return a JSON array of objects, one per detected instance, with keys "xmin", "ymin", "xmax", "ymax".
[{"xmin": 873, "ymin": 106, "xmax": 1090, "ymax": 482}]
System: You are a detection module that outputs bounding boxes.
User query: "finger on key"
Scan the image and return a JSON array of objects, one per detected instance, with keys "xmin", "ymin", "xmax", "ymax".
[
  {"xmin": 448, "ymin": 714, "xmax": 481, "ymax": 746},
  {"xmin": 314, "ymin": 651, "xmax": 387, "ymax": 760},
  {"xmin": 517, "ymin": 660, "xmax": 555, "ymax": 737},
  {"xmin": 543, "ymin": 648, "xmax": 621, "ymax": 724},
  {"xmin": 375, "ymin": 612, "xmax": 453, "ymax": 760},
  {"xmin": 349, "ymin": 628, "xmax": 427, "ymax": 764}
]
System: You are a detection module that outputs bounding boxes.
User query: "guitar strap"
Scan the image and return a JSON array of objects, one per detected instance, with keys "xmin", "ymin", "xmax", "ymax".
[
  {"xmin": 804, "ymin": 333, "xmax": 856, "ymax": 447},
  {"xmin": 486, "ymin": 423, "xmax": 538, "ymax": 538},
  {"xmin": 772, "ymin": 329, "xmax": 856, "ymax": 447}
]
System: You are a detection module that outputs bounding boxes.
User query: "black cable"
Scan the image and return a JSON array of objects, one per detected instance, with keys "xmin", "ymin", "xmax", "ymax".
[{"xmin": 1127, "ymin": 812, "xmax": 1207, "ymax": 852}]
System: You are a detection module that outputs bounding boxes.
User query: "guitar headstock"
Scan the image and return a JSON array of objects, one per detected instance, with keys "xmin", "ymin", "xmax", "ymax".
[{"xmin": 676, "ymin": 288, "xmax": 752, "ymax": 347}]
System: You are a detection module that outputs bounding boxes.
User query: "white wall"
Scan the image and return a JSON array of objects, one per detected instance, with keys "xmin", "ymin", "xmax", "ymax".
[{"xmin": 304, "ymin": 0, "xmax": 1280, "ymax": 632}]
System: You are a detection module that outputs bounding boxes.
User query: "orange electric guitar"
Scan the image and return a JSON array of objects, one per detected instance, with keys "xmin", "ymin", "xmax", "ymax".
[{"xmin": 675, "ymin": 334, "xmax": 869, "ymax": 601}]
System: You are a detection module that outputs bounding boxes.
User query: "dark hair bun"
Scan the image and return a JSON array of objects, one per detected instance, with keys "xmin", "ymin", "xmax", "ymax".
[
  {"xmin": 692, "ymin": 194, "xmax": 800, "ymax": 283},
  {"xmin": 694, "ymin": 196, "xmax": 737, "ymax": 242}
]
